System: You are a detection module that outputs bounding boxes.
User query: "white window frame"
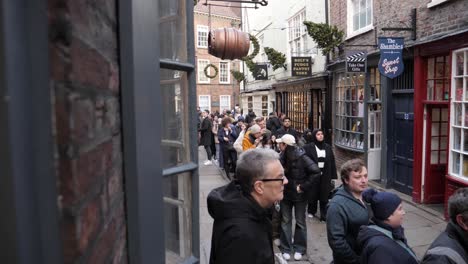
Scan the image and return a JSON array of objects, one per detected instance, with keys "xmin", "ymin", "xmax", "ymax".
[
  {"xmin": 427, "ymin": 0, "xmax": 450, "ymax": 8},
  {"xmin": 448, "ymin": 47, "xmax": 468, "ymax": 183},
  {"xmin": 198, "ymin": 95, "xmax": 211, "ymax": 112},
  {"xmin": 346, "ymin": 0, "xmax": 374, "ymax": 39},
  {"xmin": 197, "ymin": 25, "xmax": 209, "ymax": 48},
  {"xmin": 288, "ymin": 9, "xmax": 308, "ymax": 57},
  {"xmin": 198, "ymin": 59, "xmax": 210, "ymax": 84},
  {"xmin": 218, "ymin": 61, "xmax": 230, "ymax": 84},
  {"xmin": 219, "ymin": 95, "xmax": 231, "ymax": 112}
]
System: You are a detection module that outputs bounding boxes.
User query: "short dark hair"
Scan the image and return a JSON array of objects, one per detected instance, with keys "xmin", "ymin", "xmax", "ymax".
[
  {"xmin": 236, "ymin": 148, "xmax": 280, "ymax": 193},
  {"xmin": 255, "ymin": 116, "xmax": 264, "ymax": 122},
  {"xmin": 448, "ymin": 187, "xmax": 468, "ymax": 223},
  {"xmin": 283, "ymin": 117, "xmax": 291, "ymax": 122},
  {"xmin": 204, "ymin": 109, "xmax": 210, "ymax": 114},
  {"xmin": 340, "ymin": 159, "xmax": 365, "ymax": 184}
]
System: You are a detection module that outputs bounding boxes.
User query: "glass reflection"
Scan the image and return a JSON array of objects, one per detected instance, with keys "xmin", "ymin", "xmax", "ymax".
[
  {"xmin": 160, "ymin": 69, "xmax": 190, "ymax": 169},
  {"xmin": 159, "ymin": 0, "xmax": 187, "ymax": 61}
]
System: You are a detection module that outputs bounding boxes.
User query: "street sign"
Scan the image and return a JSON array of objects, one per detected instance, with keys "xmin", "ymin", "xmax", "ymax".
[
  {"xmin": 378, "ymin": 37, "xmax": 404, "ymax": 78},
  {"xmin": 346, "ymin": 51, "xmax": 367, "ymax": 73},
  {"xmin": 291, "ymin": 57, "xmax": 312, "ymax": 77}
]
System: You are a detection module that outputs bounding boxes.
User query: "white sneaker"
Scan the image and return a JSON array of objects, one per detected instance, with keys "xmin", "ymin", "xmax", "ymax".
[
  {"xmin": 203, "ymin": 160, "xmax": 212, "ymax": 165},
  {"xmin": 273, "ymin": 238, "xmax": 280, "ymax": 246},
  {"xmin": 282, "ymin": 253, "xmax": 291, "ymax": 261},
  {"xmin": 294, "ymin": 252, "xmax": 302, "ymax": 261},
  {"xmin": 307, "ymin": 213, "xmax": 315, "ymax": 218}
]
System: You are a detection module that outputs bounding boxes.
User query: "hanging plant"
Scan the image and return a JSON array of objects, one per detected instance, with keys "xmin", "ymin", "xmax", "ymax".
[
  {"xmin": 244, "ymin": 58, "xmax": 259, "ymax": 77},
  {"xmin": 303, "ymin": 21, "xmax": 344, "ymax": 56},
  {"xmin": 230, "ymin": 70, "xmax": 246, "ymax": 83},
  {"xmin": 204, "ymin": 63, "xmax": 218, "ymax": 79},
  {"xmin": 264, "ymin": 47, "xmax": 287, "ymax": 71},
  {"xmin": 242, "ymin": 34, "xmax": 260, "ymax": 61}
]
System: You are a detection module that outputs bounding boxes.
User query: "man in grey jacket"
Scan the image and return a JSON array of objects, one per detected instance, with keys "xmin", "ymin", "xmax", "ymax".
[
  {"xmin": 422, "ymin": 187, "xmax": 468, "ymax": 264},
  {"xmin": 326, "ymin": 159, "xmax": 369, "ymax": 264}
]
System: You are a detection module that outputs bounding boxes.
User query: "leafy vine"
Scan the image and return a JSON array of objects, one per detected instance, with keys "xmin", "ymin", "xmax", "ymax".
[
  {"xmin": 230, "ymin": 70, "xmax": 246, "ymax": 83},
  {"xmin": 303, "ymin": 21, "xmax": 344, "ymax": 56},
  {"xmin": 264, "ymin": 47, "xmax": 287, "ymax": 71}
]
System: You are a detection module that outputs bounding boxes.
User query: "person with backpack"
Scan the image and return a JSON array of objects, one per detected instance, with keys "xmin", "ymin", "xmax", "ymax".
[
  {"xmin": 422, "ymin": 187, "xmax": 468, "ymax": 264},
  {"xmin": 357, "ymin": 189, "xmax": 418, "ymax": 264}
]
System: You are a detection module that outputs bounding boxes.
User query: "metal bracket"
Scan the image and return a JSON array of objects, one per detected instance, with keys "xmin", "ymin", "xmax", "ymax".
[
  {"xmin": 381, "ymin": 8, "xmax": 417, "ymax": 40},
  {"xmin": 204, "ymin": 0, "xmax": 267, "ymax": 8}
]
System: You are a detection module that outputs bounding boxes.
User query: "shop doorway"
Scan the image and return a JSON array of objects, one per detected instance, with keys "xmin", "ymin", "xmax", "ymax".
[
  {"xmin": 390, "ymin": 91, "xmax": 414, "ymax": 195},
  {"xmin": 423, "ymin": 105, "xmax": 448, "ymax": 203}
]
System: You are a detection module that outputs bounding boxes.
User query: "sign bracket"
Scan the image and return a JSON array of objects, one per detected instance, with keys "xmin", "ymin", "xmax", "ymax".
[{"xmin": 381, "ymin": 8, "xmax": 417, "ymax": 40}]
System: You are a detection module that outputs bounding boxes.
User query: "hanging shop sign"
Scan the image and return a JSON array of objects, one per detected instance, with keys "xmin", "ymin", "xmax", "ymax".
[
  {"xmin": 378, "ymin": 37, "xmax": 404, "ymax": 78},
  {"xmin": 254, "ymin": 64, "xmax": 268, "ymax": 80},
  {"xmin": 291, "ymin": 56, "xmax": 312, "ymax": 77},
  {"xmin": 346, "ymin": 51, "xmax": 367, "ymax": 73}
]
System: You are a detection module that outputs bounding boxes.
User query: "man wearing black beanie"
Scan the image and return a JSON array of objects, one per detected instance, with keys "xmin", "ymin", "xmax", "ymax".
[{"xmin": 357, "ymin": 189, "xmax": 418, "ymax": 264}]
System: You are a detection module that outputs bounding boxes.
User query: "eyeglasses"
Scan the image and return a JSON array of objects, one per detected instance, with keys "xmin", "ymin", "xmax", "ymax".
[{"xmin": 261, "ymin": 176, "xmax": 286, "ymax": 183}]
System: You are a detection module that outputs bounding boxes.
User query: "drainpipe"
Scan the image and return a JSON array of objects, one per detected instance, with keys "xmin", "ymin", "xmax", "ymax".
[{"xmin": 324, "ymin": 0, "xmax": 333, "ymax": 145}]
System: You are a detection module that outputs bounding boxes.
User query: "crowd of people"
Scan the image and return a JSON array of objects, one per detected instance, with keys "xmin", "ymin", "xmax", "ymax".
[{"xmin": 200, "ymin": 108, "xmax": 468, "ymax": 264}]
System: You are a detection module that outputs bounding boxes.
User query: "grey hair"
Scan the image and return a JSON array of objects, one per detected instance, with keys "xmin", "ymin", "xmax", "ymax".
[
  {"xmin": 340, "ymin": 159, "xmax": 365, "ymax": 185},
  {"xmin": 236, "ymin": 148, "xmax": 280, "ymax": 193},
  {"xmin": 448, "ymin": 187, "xmax": 468, "ymax": 223}
]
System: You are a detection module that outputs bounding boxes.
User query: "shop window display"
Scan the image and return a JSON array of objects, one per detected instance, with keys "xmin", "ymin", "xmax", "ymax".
[
  {"xmin": 427, "ymin": 55, "xmax": 450, "ymax": 101},
  {"xmin": 335, "ymin": 72, "xmax": 365, "ymax": 150},
  {"xmin": 449, "ymin": 48, "xmax": 468, "ymax": 180}
]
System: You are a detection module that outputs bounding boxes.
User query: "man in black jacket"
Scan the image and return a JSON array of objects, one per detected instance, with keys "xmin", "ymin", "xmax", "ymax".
[
  {"xmin": 275, "ymin": 117, "xmax": 299, "ymax": 144},
  {"xmin": 199, "ymin": 110, "xmax": 213, "ymax": 165},
  {"xmin": 327, "ymin": 159, "xmax": 369, "ymax": 264},
  {"xmin": 422, "ymin": 187, "xmax": 468, "ymax": 264},
  {"xmin": 207, "ymin": 148, "xmax": 288, "ymax": 264},
  {"xmin": 276, "ymin": 134, "xmax": 321, "ymax": 261}
]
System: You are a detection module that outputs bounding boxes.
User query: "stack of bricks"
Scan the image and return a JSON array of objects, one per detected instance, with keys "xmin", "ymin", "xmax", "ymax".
[{"xmin": 49, "ymin": 0, "xmax": 127, "ymax": 263}]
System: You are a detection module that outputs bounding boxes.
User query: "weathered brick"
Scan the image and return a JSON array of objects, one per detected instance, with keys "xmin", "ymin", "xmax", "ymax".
[
  {"xmin": 87, "ymin": 218, "xmax": 117, "ymax": 263},
  {"xmin": 76, "ymin": 140, "xmax": 113, "ymax": 195},
  {"xmin": 71, "ymin": 96, "xmax": 95, "ymax": 145},
  {"xmin": 78, "ymin": 197, "xmax": 101, "ymax": 253},
  {"xmin": 70, "ymin": 37, "xmax": 111, "ymax": 90}
]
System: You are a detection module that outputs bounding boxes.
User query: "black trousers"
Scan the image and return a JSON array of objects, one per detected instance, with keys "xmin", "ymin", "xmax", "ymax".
[
  {"xmin": 307, "ymin": 200, "xmax": 328, "ymax": 220},
  {"xmin": 204, "ymin": 145, "xmax": 212, "ymax": 160}
]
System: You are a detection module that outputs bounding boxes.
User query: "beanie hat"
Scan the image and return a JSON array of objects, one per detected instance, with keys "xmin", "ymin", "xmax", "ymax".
[
  {"xmin": 276, "ymin": 134, "xmax": 296, "ymax": 146},
  {"xmin": 363, "ymin": 189, "xmax": 401, "ymax": 221}
]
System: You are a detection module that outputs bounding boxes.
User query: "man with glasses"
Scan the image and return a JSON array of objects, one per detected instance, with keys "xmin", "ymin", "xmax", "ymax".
[
  {"xmin": 422, "ymin": 187, "xmax": 468, "ymax": 264},
  {"xmin": 276, "ymin": 134, "xmax": 321, "ymax": 261},
  {"xmin": 207, "ymin": 148, "xmax": 287, "ymax": 264}
]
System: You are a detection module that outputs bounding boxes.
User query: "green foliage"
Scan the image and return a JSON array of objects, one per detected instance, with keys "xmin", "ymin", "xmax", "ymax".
[
  {"xmin": 264, "ymin": 47, "xmax": 287, "ymax": 71},
  {"xmin": 230, "ymin": 70, "xmax": 246, "ymax": 83},
  {"xmin": 242, "ymin": 34, "xmax": 260, "ymax": 61},
  {"xmin": 204, "ymin": 63, "xmax": 218, "ymax": 79},
  {"xmin": 244, "ymin": 58, "xmax": 259, "ymax": 77},
  {"xmin": 303, "ymin": 21, "xmax": 344, "ymax": 56}
]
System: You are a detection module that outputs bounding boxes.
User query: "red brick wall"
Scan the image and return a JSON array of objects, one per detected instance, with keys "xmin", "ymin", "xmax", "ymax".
[
  {"xmin": 49, "ymin": 0, "xmax": 127, "ymax": 263},
  {"xmin": 330, "ymin": 0, "xmax": 468, "ymax": 54},
  {"xmin": 194, "ymin": 10, "xmax": 241, "ymax": 113},
  {"xmin": 333, "ymin": 146, "xmax": 365, "ymax": 173}
]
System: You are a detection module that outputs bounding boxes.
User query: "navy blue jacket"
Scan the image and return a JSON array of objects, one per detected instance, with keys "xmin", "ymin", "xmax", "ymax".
[
  {"xmin": 357, "ymin": 224, "xmax": 418, "ymax": 264},
  {"xmin": 326, "ymin": 186, "xmax": 370, "ymax": 264}
]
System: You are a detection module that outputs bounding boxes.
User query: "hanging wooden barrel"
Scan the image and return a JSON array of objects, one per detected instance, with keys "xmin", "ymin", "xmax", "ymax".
[{"xmin": 208, "ymin": 28, "xmax": 250, "ymax": 60}]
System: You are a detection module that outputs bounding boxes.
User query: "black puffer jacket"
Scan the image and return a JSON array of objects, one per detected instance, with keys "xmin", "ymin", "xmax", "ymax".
[
  {"xmin": 422, "ymin": 221, "xmax": 468, "ymax": 264},
  {"xmin": 207, "ymin": 181, "xmax": 274, "ymax": 264},
  {"xmin": 280, "ymin": 146, "xmax": 321, "ymax": 202}
]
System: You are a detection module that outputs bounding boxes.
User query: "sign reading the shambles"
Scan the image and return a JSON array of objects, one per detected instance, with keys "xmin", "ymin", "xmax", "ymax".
[
  {"xmin": 291, "ymin": 57, "xmax": 312, "ymax": 77},
  {"xmin": 378, "ymin": 37, "xmax": 404, "ymax": 78},
  {"xmin": 346, "ymin": 51, "xmax": 367, "ymax": 73}
]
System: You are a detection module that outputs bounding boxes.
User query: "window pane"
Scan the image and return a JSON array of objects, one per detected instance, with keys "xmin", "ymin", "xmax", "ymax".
[
  {"xmin": 463, "ymin": 154, "xmax": 468, "ymax": 178},
  {"xmin": 163, "ymin": 173, "xmax": 192, "ymax": 263},
  {"xmin": 452, "ymin": 153, "xmax": 460, "ymax": 175},
  {"xmin": 440, "ymin": 151, "xmax": 447, "ymax": 164},
  {"xmin": 159, "ymin": 0, "xmax": 187, "ymax": 61},
  {"xmin": 464, "ymin": 130, "xmax": 468, "ymax": 152},
  {"xmin": 454, "ymin": 103, "xmax": 462, "ymax": 126},
  {"xmin": 198, "ymin": 60, "xmax": 210, "ymax": 83},
  {"xmin": 427, "ymin": 58, "xmax": 434, "ymax": 79},
  {"xmin": 431, "ymin": 137, "xmax": 439, "ymax": 150},
  {"xmin": 427, "ymin": 80, "xmax": 434, "ymax": 100},
  {"xmin": 160, "ymin": 70, "xmax": 190, "ymax": 169},
  {"xmin": 431, "ymin": 151, "xmax": 439, "ymax": 164},
  {"xmin": 455, "ymin": 52, "xmax": 464, "ymax": 76},
  {"xmin": 453, "ymin": 128, "xmax": 461, "ymax": 150},
  {"xmin": 441, "ymin": 136, "xmax": 448, "ymax": 149}
]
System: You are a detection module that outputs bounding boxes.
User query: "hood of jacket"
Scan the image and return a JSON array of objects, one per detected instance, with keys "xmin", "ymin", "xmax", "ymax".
[
  {"xmin": 207, "ymin": 181, "xmax": 267, "ymax": 222},
  {"xmin": 357, "ymin": 225, "xmax": 388, "ymax": 249}
]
